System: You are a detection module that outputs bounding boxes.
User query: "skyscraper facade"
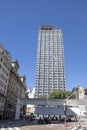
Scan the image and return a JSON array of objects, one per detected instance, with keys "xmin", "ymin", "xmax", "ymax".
[{"xmin": 35, "ymin": 26, "xmax": 65, "ymax": 98}]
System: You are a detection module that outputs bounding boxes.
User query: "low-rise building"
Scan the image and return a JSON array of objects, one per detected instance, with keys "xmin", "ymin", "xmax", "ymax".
[
  {"xmin": 72, "ymin": 85, "xmax": 85, "ymax": 99},
  {"xmin": 72, "ymin": 85, "xmax": 86, "ymax": 115}
]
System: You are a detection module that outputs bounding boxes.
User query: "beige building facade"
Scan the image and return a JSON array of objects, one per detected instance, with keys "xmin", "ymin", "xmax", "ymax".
[
  {"xmin": 0, "ymin": 45, "xmax": 27, "ymax": 120},
  {"xmin": 0, "ymin": 45, "xmax": 12, "ymax": 119},
  {"xmin": 4, "ymin": 61, "xmax": 27, "ymax": 119}
]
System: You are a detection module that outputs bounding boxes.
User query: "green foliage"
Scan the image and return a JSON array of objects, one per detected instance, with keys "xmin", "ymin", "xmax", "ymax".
[
  {"xmin": 39, "ymin": 95, "xmax": 47, "ymax": 99},
  {"xmin": 48, "ymin": 90, "xmax": 75, "ymax": 99}
]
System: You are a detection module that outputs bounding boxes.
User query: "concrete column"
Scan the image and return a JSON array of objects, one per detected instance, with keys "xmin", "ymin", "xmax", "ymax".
[{"xmin": 15, "ymin": 98, "xmax": 20, "ymax": 120}]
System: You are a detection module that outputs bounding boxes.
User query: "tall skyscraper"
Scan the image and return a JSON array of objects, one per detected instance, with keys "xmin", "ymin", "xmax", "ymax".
[{"xmin": 35, "ymin": 26, "xmax": 65, "ymax": 98}]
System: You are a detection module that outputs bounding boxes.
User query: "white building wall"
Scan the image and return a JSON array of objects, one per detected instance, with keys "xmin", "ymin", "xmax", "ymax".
[
  {"xmin": 26, "ymin": 88, "xmax": 35, "ymax": 115},
  {"xmin": 78, "ymin": 86, "xmax": 85, "ymax": 99}
]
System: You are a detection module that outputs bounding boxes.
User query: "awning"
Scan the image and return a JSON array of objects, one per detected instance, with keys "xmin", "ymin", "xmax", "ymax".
[{"xmin": 35, "ymin": 107, "xmax": 78, "ymax": 116}]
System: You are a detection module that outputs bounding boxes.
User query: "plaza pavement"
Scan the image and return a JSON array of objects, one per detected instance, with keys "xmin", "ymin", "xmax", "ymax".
[{"xmin": 0, "ymin": 119, "xmax": 87, "ymax": 130}]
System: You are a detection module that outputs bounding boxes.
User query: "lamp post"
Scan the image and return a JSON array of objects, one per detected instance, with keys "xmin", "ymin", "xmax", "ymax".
[
  {"xmin": 63, "ymin": 100, "xmax": 67, "ymax": 125},
  {"xmin": 63, "ymin": 91, "xmax": 76, "ymax": 124}
]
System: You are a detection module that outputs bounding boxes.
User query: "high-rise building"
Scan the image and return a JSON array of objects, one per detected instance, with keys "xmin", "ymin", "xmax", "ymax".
[{"xmin": 35, "ymin": 26, "xmax": 65, "ymax": 98}]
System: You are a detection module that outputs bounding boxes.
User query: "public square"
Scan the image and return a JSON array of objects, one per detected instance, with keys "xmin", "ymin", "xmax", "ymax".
[
  {"xmin": 0, "ymin": 120, "xmax": 70, "ymax": 130},
  {"xmin": 1, "ymin": 117, "xmax": 87, "ymax": 130}
]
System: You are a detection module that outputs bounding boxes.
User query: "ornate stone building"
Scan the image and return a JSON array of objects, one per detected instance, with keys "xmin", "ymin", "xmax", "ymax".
[
  {"xmin": 4, "ymin": 61, "xmax": 27, "ymax": 119},
  {"xmin": 0, "ymin": 45, "xmax": 12, "ymax": 119},
  {"xmin": 0, "ymin": 45, "xmax": 27, "ymax": 119}
]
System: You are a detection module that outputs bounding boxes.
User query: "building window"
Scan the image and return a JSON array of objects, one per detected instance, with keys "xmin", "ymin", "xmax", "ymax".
[
  {"xmin": 1, "ymin": 58, "xmax": 2, "ymax": 62},
  {"xmin": 0, "ymin": 64, "xmax": 1, "ymax": 69}
]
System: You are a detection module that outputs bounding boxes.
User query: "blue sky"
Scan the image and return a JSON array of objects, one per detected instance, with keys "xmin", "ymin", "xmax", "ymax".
[{"xmin": 0, "ymin": 0, "xmax": 87, "ymax": 91}]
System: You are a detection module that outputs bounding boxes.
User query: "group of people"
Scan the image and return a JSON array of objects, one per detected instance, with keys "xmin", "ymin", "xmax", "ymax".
[
  {"xmin": 38, "ymin": 115, "xmax": 62, "ymax": 124},
  {"xmin": 38, "ymin": 115, "xmax": 77, "ymax": 124},
  {"xmin": 38, "ymin": 117, "xmax": 51, "ymax": 124}
]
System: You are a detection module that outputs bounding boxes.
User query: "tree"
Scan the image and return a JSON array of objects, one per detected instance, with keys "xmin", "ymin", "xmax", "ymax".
[
  {"xmin": 39, "ymin": 95, "xmax": 47, "ymax": 99},
  {"xmin": 48, "ymin": 90, "xmax": 75, "ymax": 99}
]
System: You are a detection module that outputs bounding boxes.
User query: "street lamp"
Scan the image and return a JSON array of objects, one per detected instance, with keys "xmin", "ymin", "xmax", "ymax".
[
  {"xmin": 63, "ymin": 92, "xmax": 76, "ymax": 125},
  {"xmin": 63, "ymin": 91, "xmax": 78, "ymax": 125},
  {"xmin": 63, "ymin": 100, "xmax": 67, "ymax": 124}
]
